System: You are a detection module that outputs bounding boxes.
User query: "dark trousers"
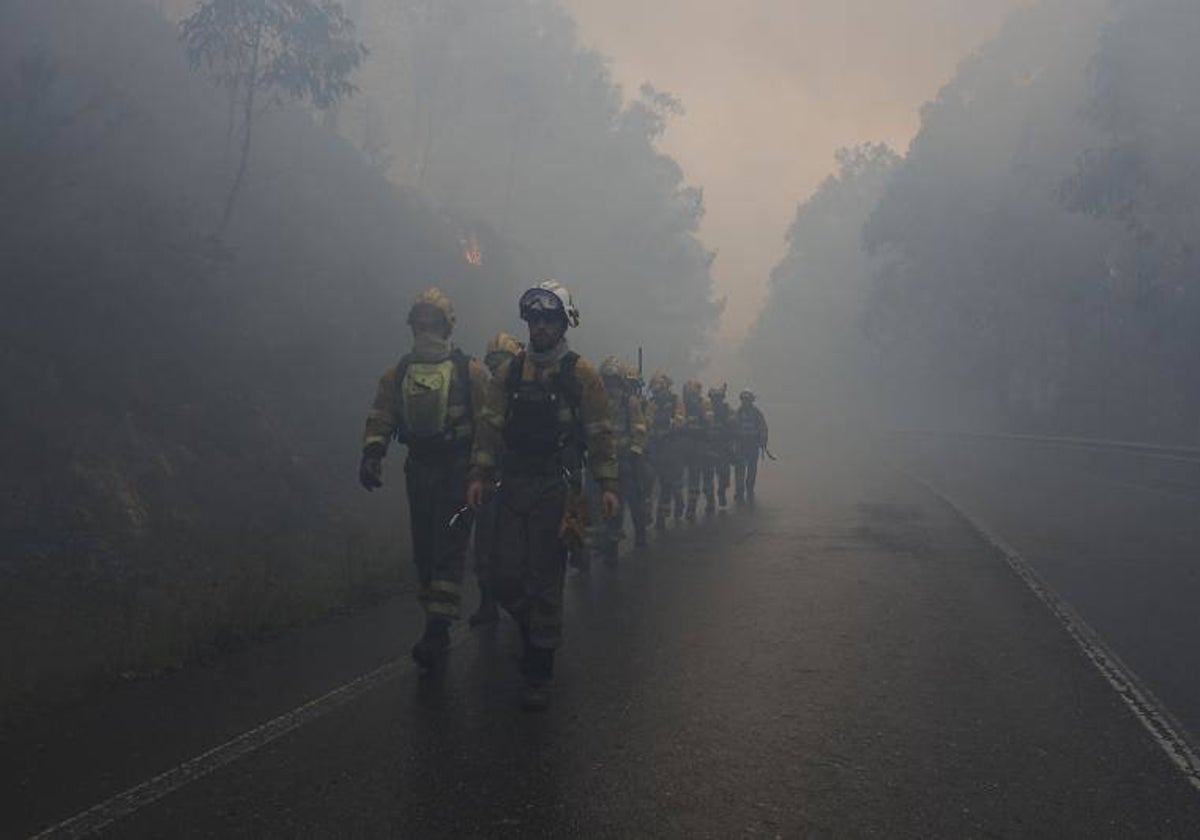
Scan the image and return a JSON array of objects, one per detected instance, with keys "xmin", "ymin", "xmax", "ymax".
[
  {"xmin": 681, "ymin": 433, "xmax": 713, "ymax": 506},
  {"xmin": 733, "ymin": 441, "xmax": 760, "ymax": 498},
  {"xmin": 649, "ymin": 436, "xmax": 684, "ymax": 519},
  {"xmin": 472, "ymin": 496, "xmax": 499, "ymax": 584},
  {"xmin": 491, "ymin": 472, "xmax": 569, "ymax": 649},
  {"xmin": 405, "ymin": 453, "xmax": 471, "ymax": 619}
]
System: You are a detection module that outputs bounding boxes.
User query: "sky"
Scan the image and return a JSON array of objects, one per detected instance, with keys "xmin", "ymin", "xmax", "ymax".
[{"xmin": 562, "ymin": 0, "xmax": 1027, "ymax": 355}]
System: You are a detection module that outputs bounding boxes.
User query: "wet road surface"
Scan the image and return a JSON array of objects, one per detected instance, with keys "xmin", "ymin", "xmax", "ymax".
[
  {"xmin": 899, "ymin": 435, "xmax": 1200, "ymax": 744},
  {"xmin": 8, "ymin": 443, "xmax": 1200, "ymax": 837}
]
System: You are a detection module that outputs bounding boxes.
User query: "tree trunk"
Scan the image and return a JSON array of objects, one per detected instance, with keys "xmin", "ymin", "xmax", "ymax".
[{"xmin": 217, "ymin": 26, "xmax": 261, "ymax": 237}]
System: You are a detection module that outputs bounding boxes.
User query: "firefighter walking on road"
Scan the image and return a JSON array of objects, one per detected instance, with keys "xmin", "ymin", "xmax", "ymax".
[
  {"xmin": 467, "ymin": 280, "xmax": 618, "ymax": 711},
  {"xmin": 708, "ymin": 383, "xmax": 734, "ymax": 509},
  {"xmin": 359, "ymin": 287, "xmax": 488, "ymax": 674},
  {"xmin": 646, "ymin": 371, "xmax": 685, "ymax": 529},
  {"xmin": 733, "ymin": 389, "xmax": 769, "ymax": 503},
  {"xmin": 468, "ymin": 331, "xmax": 524, "ymax": 627},
  {"xmin": 681, "ymin": 379, "xmax": 715, "ymax": 519},
  {"xmin": 597, "ymin": 356, "xmax": 649, "ymax": 562}
]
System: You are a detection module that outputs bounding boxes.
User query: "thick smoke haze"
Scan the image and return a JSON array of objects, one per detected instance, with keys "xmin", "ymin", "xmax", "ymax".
[
  {"xmin": 564, "ymin": 0, "xmax": 1025, "ymax": 354},
  {"xmin": 7, "ymin": 0, "xmax": 1200, "ymax": 731}
]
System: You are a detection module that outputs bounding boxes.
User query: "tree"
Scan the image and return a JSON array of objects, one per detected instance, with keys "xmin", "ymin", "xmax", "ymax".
[{"xmin": 180, "ymin": 0, "xmax": 366, "ymax": 234}]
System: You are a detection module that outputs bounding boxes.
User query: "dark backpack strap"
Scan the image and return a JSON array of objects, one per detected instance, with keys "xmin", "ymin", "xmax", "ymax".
[
  {"xmin": 559, "ymin": 352, "xmax": 581, "ymax": 411},
  {"xmin": 451, "ymin": 348, "xmax": 473, "ymax": 420},
  {"xmin": 392, "ymin": 354, "xmax": 413, "ymax": 442},
  {"xmin": 503, "ymin": 351, "xmax": 526, "ymax": 424}
]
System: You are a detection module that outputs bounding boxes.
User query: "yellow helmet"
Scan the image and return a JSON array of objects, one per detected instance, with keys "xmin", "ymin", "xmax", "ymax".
[
  {"xmin": 484, "ymin": 331, "xmax": 522, "ymax": 373},
  {"xmin": 408, "ymin": 286, "xmax": 456, "ymax": 335},
  {"xmin": 486, "ymin": 331, "xmax": 523, "ymax": 356},
  {"xmin": 649, "ymin": 370, "xmax": 673, "ymax": 393},
  {"xmin": 599, "ymin": 355, "xmax": 626, "ymax": 379}
]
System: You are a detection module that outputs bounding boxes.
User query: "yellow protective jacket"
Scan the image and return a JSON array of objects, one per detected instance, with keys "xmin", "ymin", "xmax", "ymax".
[
  {"xmin": 362, "ymin": 350, "xmax": 489, "ymax": 455},
  {"xmin": 647, "ymin": 392, "xmax": 685, "ymax": 438},
  {"xmin": 682, "ymin": 393, "xmax": 714, "ymax": 433},
  {"xmin": 609, "ymin": 391, "xmax": 649, "ymax": 455},
  {"xmin": 470, "ymin": 351, "xmax": 619, "ymax": 491}
]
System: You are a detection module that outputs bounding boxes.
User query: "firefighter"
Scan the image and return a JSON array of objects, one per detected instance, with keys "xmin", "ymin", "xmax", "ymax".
[
  {"xmin": 646, "ymin": 371, "xmax": 685, "ymax": 529},
  {"xmin": 681, "ymin": 379, "xmax": 715, "ymax": 519},
  {"xmin": 468, "ymin": 331, "xmax": 524, "ymax": 627},
  {"xmin": 708, "ymin": 383, "xmax": 734, "ymax": 508},
  {"xmin": 596, "ymin": 356, "xmax": 649, "ymax": 562},
  {"xmin": 734, "ymin": 389, "xmax": 769, "ymax": 503},
  {"xmin": 625, "ymin": 364, "xmax": 654, "ymax": 539},
  {"xmin": 359, "ymin": 287, "xmax": 488, "ymax": 674},
  {"xmin": 467, "ymin": 280, "xmax": 618, "ymax": 711}
]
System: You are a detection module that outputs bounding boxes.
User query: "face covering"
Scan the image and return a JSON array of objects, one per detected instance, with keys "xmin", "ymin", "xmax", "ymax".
[
  {"xmin": 528, "ymin": 335, "xmax": 570, "ymax": 368},
  {"xmin": 412, "ymin": 330, "xmax": 452, "ymax": 361}
]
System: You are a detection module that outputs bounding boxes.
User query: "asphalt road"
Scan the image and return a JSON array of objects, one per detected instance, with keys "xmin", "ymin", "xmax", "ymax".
[
  {"xmin": 8, "ymin": 441, "xmax": 1200, "ymax": 837},
  {"xmin": 898, "ymin": 434, "xmax": 1200, "ymax": 745}
]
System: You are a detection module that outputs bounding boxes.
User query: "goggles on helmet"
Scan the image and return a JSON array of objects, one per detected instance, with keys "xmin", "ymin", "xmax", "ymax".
[{"xmin": 519, "ymin": 287, "xmax": 567, "ymax": 321}]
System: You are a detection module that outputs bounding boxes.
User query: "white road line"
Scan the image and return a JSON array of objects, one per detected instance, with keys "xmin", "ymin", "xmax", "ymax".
[
  {"xmin": 29, "ymin": 636, "xmax": 464, "ymax": 839},
  {"xmin": 897, "ymin": 464, "xmax": 1200, "ymax": 794}
]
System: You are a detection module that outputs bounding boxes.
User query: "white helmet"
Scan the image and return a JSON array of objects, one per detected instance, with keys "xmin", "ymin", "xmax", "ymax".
[{"xmin": 519, "ymin": 279, "xmax": 580, "ymax": 328}]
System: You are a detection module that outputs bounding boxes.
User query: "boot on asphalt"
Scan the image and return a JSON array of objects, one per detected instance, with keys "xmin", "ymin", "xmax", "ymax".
[
  {"xmin": 520, "ymin": 647, "xmax": 555, "ymax": 712},
  {"xmin": 411, "ymin": 617, "xmax": 451, "ymax": 675}
]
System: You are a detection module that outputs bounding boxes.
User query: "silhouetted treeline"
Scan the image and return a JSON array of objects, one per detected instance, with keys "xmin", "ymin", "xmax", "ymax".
[
  {"xmin": 0, "ymin": 0, "xmax": 511, "ymax": 719},
  {"xmin": 747, "ymin": 0, "xmax": 1200, "ymax": 443},
  {"xmin": 0, "ymin": 0, "xmax": 721, "ymax": 720},
  {"xmin": 339, "ymin": 0, "xmax": 720, "ymax": 373}
]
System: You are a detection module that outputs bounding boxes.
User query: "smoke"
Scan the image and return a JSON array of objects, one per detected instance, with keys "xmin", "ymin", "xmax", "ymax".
[{"xmin": 564, "ymin": 0, "xmax": 1026, "ymax": 353}]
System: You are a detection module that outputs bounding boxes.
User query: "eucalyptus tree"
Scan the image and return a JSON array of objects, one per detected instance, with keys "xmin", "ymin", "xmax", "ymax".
[{"xmin": 180, "ymin": 0, "xmax": 366, "ymax": 233}]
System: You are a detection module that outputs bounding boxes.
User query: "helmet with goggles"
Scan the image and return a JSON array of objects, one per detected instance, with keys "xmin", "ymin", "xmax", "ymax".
[{"xmin": 518, "ymin": 280, "xmax": 580, "ymax": 328}]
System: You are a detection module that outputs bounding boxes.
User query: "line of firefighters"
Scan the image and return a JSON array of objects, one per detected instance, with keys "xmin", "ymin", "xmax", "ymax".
[{"xmin": 359, "ymin": 281, "xmax": 769, "ymax": 711}]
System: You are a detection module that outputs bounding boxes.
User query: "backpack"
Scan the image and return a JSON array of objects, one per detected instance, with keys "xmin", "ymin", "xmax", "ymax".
[{"xmin": 393, "ymin": 349, "xmax": 473, "ymax": 445}]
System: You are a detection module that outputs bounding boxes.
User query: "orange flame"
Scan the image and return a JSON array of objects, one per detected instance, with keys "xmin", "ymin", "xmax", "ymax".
[{"xmin": 461, "ymin": 233, "xmax": 483, "ymax": 266}]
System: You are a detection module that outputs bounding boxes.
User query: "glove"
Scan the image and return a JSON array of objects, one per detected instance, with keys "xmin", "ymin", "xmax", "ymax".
[{"xmin": 359, "ymin": 451, "xmax": 383, "ymax": 490}]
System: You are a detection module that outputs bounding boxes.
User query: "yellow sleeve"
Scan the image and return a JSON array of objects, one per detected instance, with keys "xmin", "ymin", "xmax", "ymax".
[
  {"xmin": 468, "ymin": 358, "xmax": 490, "ymax": 432},
  {"xmin": 575, "ymin": 358, "xmax": 619, "ymax": 488},
  {"xmin": 470, "ymin": 357, "xmax": 510, "ymax": 479},
  {"xmin": 363, "ymin": 365, "xmax": 400, "ymax": 453},
  {"xmin": 629, "ymin": 395, "xmax": 648, "ymax": 454}
]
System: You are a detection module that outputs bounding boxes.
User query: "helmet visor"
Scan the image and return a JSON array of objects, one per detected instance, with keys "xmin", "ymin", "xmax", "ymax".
[{"xmin": 519, "ymin": 288, "xmax": 566, "ymax": 320}]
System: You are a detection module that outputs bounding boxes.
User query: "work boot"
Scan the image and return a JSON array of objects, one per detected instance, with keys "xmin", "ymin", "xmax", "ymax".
[
  {"xmin": 468, "ymin": 585, "xmax": 499, "ymax": 627},
  {"xmin": 520, "ymin": 647, "xmax": 555, "ymax": 712},
  {"xmin": 685, "ymin": 498, "xmax": 697, "ymax": 522},
  {"xmin": 673, "ymin": 498, "xmax": 685, "ymax": 520},
  {"xmin": 718, "ymin": 488, "xmax": 728, "ymax": 508},
  {"xmin": 411, "ymin": 617, "xmax": 451, "ymax": 674},
  {"xmin": 704, "ymin": 495, "xmax": 715, "ymax": 516}
]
